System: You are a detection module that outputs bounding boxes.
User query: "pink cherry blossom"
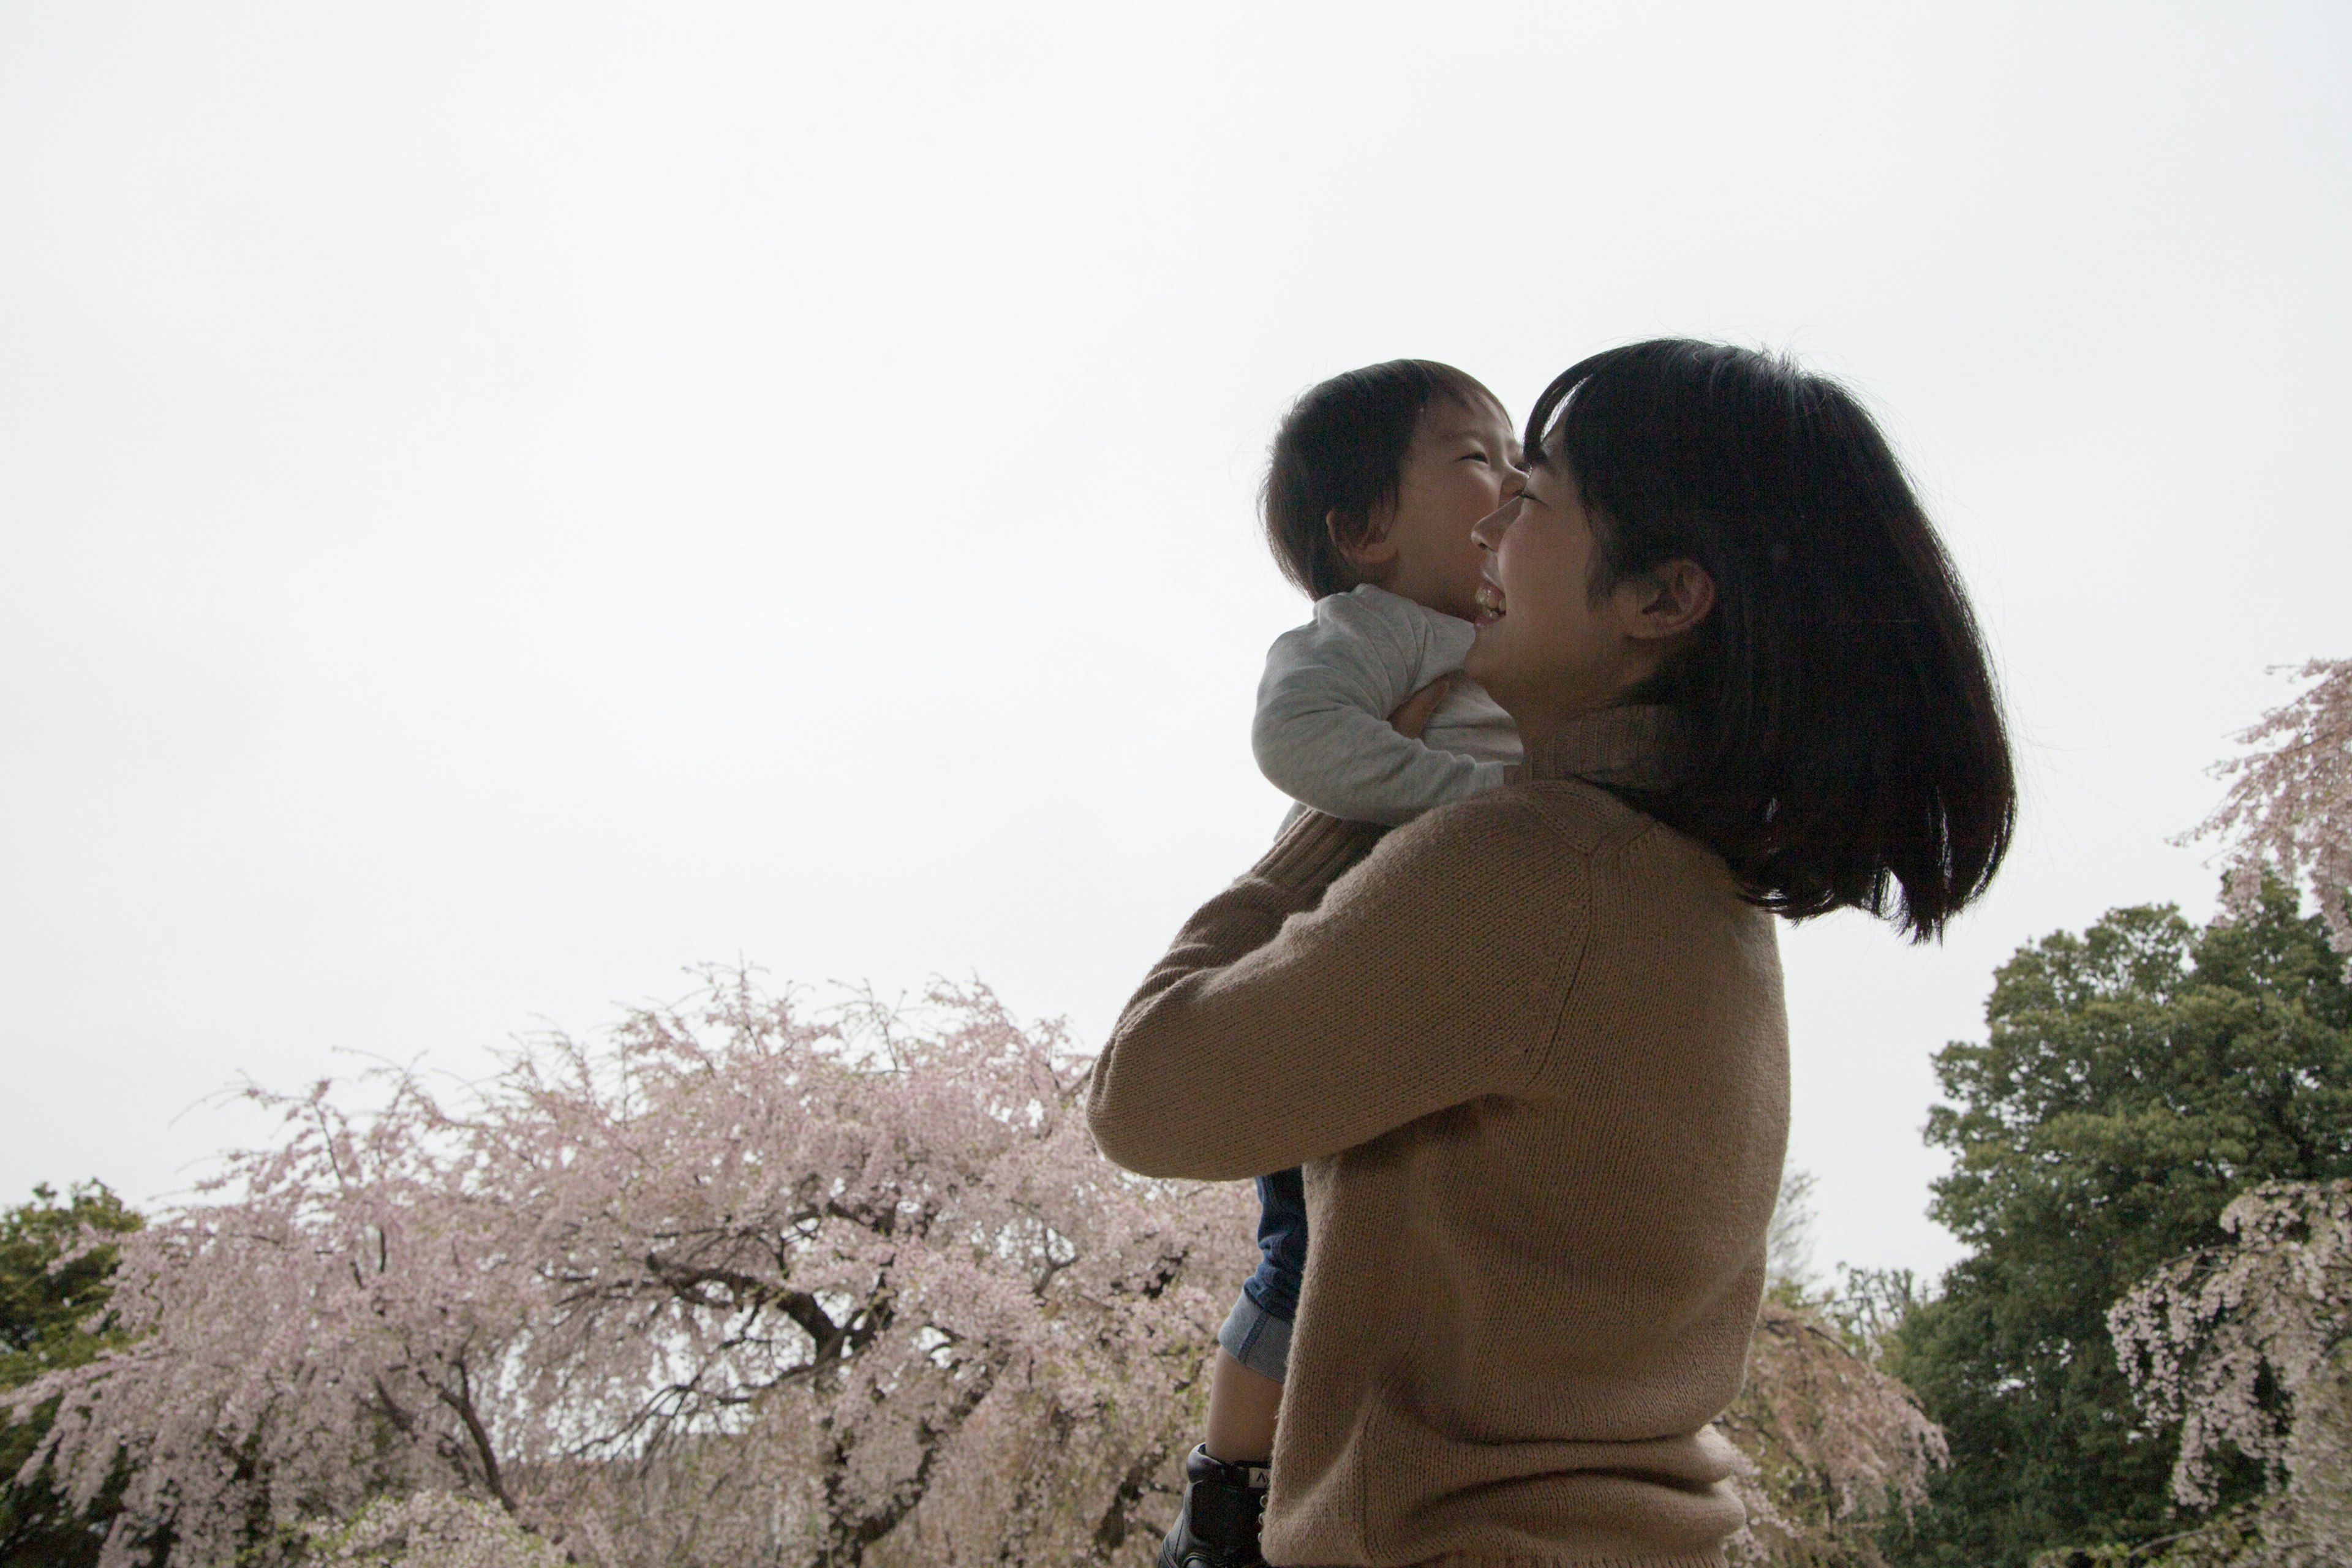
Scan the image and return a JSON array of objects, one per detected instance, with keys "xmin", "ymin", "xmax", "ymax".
[
  {"xmin": 2185, "ymin": 658, "xmax": 2352, "ymax": 969},
  {"xmin": 2108, "ymin": 1179, "xmax": 2352, "ymax": 1564},
  {"xmin": 1720, "ymin": 1302, "xmax": 1948, "ymax": 1564}
]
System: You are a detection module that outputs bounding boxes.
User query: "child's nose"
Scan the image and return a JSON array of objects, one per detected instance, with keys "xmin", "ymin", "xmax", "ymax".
[{"xmin": 1472, "ymin": 499, "xmax": 1516, "ymax": 547}]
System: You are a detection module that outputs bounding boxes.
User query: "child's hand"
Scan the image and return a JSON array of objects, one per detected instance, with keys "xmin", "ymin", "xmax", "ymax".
[{"xmin": 1387, "ymin": 677, "xmax": 1451, "ymax": 740}]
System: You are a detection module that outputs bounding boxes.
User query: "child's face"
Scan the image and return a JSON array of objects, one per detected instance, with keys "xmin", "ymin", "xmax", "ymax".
[{"xmin": 1354, "ymin": 396, "xmax": 1523, "ymax": 622}]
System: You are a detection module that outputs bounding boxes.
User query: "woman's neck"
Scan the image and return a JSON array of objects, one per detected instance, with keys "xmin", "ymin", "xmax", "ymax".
[{"xmin": 1523, "ymin": 704, "xmax": 1688, "ymax": 789}]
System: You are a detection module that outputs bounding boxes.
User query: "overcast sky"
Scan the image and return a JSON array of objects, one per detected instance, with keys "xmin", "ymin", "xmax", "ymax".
[{"xmin": 4, "ymin": 2, "xmax": 2347, "ymax": 1286}]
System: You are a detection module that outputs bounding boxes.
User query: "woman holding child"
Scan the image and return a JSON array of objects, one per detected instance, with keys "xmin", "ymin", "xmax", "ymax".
[{"xmin": 1088, "ymin": 340, "xmax": 2014, "ymax": 1568}]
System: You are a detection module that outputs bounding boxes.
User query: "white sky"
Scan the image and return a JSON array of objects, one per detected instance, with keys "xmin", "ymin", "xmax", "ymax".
[{"xmin": 3, "ymin": 2, "xmax": 2347, "ymax": 1287}]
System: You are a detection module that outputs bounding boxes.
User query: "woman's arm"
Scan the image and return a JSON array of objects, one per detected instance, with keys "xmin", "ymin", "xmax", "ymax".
[{"xmin": 1085, "ymin": 797, "xmax": 1587, "ymax": 1180}]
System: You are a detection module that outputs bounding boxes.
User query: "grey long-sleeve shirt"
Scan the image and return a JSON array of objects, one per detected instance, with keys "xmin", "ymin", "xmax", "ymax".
[{"xmin": 1253, "ymin": 584, "xmax": 1522, "ymax": 827}]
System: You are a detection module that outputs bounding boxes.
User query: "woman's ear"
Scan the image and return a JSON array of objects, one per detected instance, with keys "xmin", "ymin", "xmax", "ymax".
[
  {"xmin": 1622, "ymin": 559, "xmax": 1716, "ymax": 643},
  {"xmin": 1327, "ymin": 508, "xmax": 1398, "ymax": 575}
]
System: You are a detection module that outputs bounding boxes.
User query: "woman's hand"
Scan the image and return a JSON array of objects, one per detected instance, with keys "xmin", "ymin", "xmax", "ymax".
[{"xmin": 1389, "ymin": 677, "xmax": 1451, "ymax": 739}]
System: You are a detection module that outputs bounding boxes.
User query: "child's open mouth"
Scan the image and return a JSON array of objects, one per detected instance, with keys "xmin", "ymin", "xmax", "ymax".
[{"xmin": 1473, "ymin": 581, "xmax": 1506, "ymax": 627}]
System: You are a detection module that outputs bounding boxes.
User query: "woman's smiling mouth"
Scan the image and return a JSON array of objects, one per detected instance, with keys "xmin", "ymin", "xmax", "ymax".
[{"xmin": 1474, "ymin": 579, "xmax": 1506, "ymax": 626}]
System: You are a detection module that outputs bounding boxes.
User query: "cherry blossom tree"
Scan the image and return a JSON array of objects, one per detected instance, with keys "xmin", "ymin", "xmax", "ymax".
[
  {"xmin": 1721, "ymin": 1300, "xmax": 1949, "ymax": 1567},
  {"xmin": 2185, "ymin": 658, "xmax": 2352, "ymax": 968},
  {"xmin": 1731, "ymin": 1167, "xmax": 1948, "ymax": 1564},
  {"xmin": 7, "ymin": 974, "xmax": 1255, "ymax": 1568},
  {"xmin": 2108, "ymin": 1180, "xmax": 2352, "ymax": 1567},
  {"xmin": 9, "ymin": 964, "xmax": 1970, "ymax": 1567}
]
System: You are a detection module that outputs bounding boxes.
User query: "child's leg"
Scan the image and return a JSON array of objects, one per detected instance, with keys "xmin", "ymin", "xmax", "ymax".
[
  {"xmin": 1163, "ymin": 1171, "xmax": 1307, "ymax": 1567},
  {"xmin": 1205, "ymin": 1347, "xmax": 1283, "ymax": 1463},
  {"xmin": 1206, "ymin": 1167, "xmax": 1308, "ymax": 1460}
]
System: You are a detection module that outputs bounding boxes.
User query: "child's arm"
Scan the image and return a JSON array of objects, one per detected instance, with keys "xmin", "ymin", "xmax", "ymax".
[{"xmin": 1253, "ymin": 593, "xmax": 1510, "ymax": 827}]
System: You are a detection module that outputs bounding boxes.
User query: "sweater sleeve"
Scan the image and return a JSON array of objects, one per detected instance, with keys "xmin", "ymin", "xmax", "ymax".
[
  {"xmin": 1253, "ymin": 594, "xmax": 1512, "ymax": 827},
  {"xmin": 1085, "ymin": 799, "xmax": 1587, "ymax": 1180}
]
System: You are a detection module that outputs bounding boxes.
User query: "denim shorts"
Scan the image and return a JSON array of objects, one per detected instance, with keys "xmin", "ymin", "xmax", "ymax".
[{"xmin": 1216, "ymin": 1167, "xmax": 1305, "ymax": 1382}]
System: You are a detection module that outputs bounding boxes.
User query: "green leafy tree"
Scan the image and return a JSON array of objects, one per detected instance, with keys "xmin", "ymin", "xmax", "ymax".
[
  {"xmin": 1881, "ymin": 884, "xmax": 2352, "ymax": 1568},
  {"xmin": 0, "ymin": 1182, "xmax": 141, "ymax": 1568}
]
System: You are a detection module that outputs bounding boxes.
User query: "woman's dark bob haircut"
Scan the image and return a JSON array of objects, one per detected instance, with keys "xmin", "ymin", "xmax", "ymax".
[
  {"xmin": 1532, "ymin": 339, "xmax": 2015, "ymax": 941},
  {"xmin": 1262, "ymin": 358, "xmax": 1501, "ymax": 599}
]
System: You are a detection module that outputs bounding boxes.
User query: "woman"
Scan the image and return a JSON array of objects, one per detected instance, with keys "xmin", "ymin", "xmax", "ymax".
[{"xmin": 1089, "ymin": 339, "xmax": 2013, "ymax": 1568}]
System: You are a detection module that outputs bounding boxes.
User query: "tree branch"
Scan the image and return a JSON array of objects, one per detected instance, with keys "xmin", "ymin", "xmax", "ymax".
[{"xmin": 432, "ymin": 1355, "xmax": 518, "ymax": 1519}]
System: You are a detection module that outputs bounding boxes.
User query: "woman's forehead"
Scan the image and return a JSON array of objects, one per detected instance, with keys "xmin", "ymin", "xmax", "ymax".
[{"xmin": 1526, "ymin": 417, "xmax": 1567, "ymax": 464}]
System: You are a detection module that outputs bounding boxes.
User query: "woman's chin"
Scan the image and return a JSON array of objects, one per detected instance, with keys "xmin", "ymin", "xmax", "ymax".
[{"xmin": 1463, "ymin": 623, "xmax": 1502, "ymax": 685}]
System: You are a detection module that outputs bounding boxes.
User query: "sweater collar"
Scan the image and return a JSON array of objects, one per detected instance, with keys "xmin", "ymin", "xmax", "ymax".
[{"xmin": 1525, "ymin": 704, "xmax": 1689, "ymax": 790}]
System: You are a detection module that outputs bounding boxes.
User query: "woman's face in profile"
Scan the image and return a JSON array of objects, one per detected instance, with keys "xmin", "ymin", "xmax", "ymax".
[{"xmin": 1462, "ymin": 443, "xmax": 1624, "ymax": 737}]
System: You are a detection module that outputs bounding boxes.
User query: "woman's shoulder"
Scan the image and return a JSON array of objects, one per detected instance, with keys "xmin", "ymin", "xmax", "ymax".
[
  {"xmin": 1511, "ymin": 774, "xmax": 1669, "ymax": 851},
  {"xmin": 1389, "ymin": 778, "xmax": 1750, "ymax": 922},
  {"xmin": 1349, "ymin": 780, "xmax": 1634, "ymax": 911}
]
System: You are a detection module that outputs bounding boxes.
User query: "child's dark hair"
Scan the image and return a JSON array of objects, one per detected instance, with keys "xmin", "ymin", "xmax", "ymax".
[
  {"xmin": 1261, "ymin": 360, "xmax": 1501, "ymax": 599},
  {"xmin": 1527, "ymin": 339, "xmax": 2016, "ymax": 941}
]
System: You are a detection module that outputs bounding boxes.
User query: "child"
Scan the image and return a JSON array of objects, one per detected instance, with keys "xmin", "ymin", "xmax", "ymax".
[{"xmin": 1159, "ymin": 360, "xmax": 1524, "ymax": 1568}]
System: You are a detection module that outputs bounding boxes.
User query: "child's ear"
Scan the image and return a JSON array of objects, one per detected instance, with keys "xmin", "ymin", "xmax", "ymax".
[{"xmin": 1327, "ymin": 508, "xmax": 1399, "ymax": 574}]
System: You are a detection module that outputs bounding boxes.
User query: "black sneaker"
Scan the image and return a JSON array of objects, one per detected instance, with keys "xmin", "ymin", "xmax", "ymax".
[{"xmin": 1158, "ymin": 1444, "xmax": 1269, "ymax": 1568}]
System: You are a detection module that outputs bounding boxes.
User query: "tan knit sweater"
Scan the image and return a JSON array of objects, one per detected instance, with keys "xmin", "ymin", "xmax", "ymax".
[{"xmin": 1088, "ymin": 706, "xmax": 1788, "ymax": 1568}]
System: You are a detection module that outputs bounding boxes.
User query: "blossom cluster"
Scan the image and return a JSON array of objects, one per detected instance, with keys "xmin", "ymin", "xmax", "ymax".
[
  {"xmin": 303, "ymin": 1491, "xmax": 567, "ymax": 1568},
  {"xmin": 1720, "ymin": 1301, "xmax": 1949, "ymax": 1564},
  {"xmin": 2108, "ymin": 1179, "xmax": 2352, "ymax": 1565},
  {"xmin": 2187, "ymin": 657, "xmax": 2352, "ymax": 968}
]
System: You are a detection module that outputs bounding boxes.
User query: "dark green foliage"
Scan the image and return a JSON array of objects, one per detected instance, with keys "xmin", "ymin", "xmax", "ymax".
[
  {"xmin": 1, "ymin": 1182, "xmax": 141, "ymax": 1568},
  {"xmin": 1880, "ymin": 884, "xmax": 2352, "ymax": 1568}
]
